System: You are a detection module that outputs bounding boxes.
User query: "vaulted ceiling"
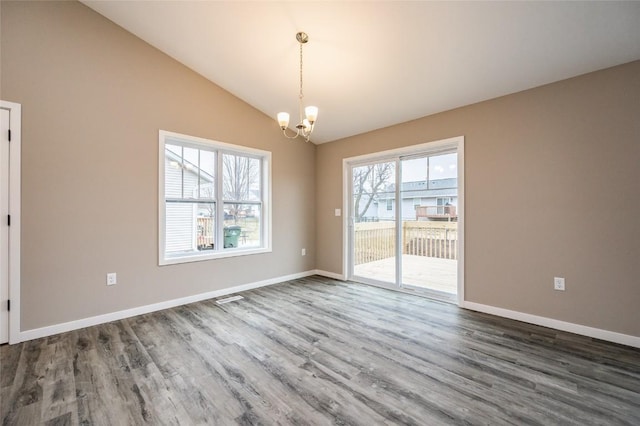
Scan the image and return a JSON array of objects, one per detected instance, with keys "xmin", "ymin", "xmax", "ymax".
[{"xmin": 82, "ymin": 1, "xmax": 640, "ymax": 144}]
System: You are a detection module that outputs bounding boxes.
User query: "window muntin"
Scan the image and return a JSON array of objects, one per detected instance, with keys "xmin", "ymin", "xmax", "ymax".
[{"xmin": 159, "ymin": 131, "xmax": 271, "ymax": 264}]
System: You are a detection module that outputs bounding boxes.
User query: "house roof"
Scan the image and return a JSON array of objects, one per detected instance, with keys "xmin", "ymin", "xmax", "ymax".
[{"xmin": 377, "ymin": 179, "xmax": 457, "ymax": 200}]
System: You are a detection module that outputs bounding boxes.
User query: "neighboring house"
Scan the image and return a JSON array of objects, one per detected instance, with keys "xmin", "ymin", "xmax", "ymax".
[{"xmin": 370, "ymin": 178, "xmax": 458, "ymax": 221}]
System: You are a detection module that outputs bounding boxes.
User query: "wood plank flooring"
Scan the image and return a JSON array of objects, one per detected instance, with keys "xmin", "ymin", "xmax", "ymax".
[{"xmin": 2, "ymin": 276, "xmax": 639, "ymax": 425}]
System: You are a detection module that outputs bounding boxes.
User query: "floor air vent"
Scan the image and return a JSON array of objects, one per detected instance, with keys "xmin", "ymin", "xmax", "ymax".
[{"xmin": 215, "ymin": 295, "xmax": 244, "ymax": 305}]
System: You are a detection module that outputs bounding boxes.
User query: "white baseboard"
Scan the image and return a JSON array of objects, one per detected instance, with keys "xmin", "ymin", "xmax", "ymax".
[
  {"xmin": 20, "ymin": 273, "xmax": 638, "ymax": 350},
  {"xmin": 462, "ymin": 301, "xmax": 640, "ymax": 349},
  {"xmin": 313, "ymin": 269, "xmax": 346, "ymax": 281},
  {"xmin": 18, "ymin": 270, "xmax": 316, "ymax": 343}
]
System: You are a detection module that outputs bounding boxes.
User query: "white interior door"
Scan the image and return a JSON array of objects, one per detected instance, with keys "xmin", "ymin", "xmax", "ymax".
[
  {"xmin": 0, "ymin": 107, "xmax": 9, "ymax": 343},
  {"xmin": 0, "ymin": 100, "xmax": 21, "ymax": 345}
]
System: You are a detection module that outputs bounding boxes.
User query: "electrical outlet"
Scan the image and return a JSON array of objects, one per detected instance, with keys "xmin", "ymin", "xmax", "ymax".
[
  {"xmin": 554, "ymin": 277, "xmax": 565, "ymax": 291},
  {"xmin": 301, "ymin": 248, "xmax": 306, "ymax": 256},
  {"xmin": 107, "ymin": 273, "xmax": 117, "ymax": 286}
]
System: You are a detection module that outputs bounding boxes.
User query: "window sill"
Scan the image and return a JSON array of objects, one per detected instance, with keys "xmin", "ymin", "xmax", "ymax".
[{"xmin": 159, "ymin": 247, "xmax": 272, "ymax": 266}]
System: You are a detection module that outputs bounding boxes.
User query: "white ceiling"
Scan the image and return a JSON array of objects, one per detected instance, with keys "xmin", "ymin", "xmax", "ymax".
[{"xmin": 82, "ymin": 1, "xmax": 640, "ymax": 144}]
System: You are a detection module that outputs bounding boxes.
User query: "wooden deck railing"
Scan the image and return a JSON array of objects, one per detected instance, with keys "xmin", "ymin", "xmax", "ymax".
[
  {"xmin": 354, "ymin": 221, "xmax": 458, "ymax": 265},
  {"xmin": 353, "ymin": 222, "xmax": 396, "ymax": 265},
  {"xmin": 197, "ymin": 217, "xmax": 214, "ymax": 249},
  {"xmin": 415, "ymin": 205, "xmax": 457, "ymax": 221},
  {"xmin": 403, "ymin": 221, "xmax": 457, "ymax": 260}
]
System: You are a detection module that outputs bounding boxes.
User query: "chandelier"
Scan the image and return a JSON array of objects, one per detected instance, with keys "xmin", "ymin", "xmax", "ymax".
[{"xmin": 277, "ymin": 32, "xmax": 318, "ymax": 142}]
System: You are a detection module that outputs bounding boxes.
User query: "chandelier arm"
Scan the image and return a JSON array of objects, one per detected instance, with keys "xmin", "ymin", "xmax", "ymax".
[
  {"xmin": 282, "ymin": 128, "xmax": 301, "ymax": 139},
  {"xmin": 301, "ymin": 123, "xmax": 313, "ymax": 136}
]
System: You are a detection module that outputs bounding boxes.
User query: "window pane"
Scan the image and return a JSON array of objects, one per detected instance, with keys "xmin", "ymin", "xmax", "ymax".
[
  {"xmin": 402, "ymin": 157, "xmax": 428, "ymax": 182},
  {"xmin": 428, "ymin": 153, "xmax": 457, "ymax": 180},
  {"xmin": 223, "ymin": 203, "xmax": 261, "ymax": 249},
  {"xmin": 352, "ymin": 162, "xmax": 395, "ymax": 222},
  {"xmin": 165, "ymin": 201, "xmax": 215, "ymax": 256},
  {"xmin": 223, "ymin": 154, "xmax": 261, "ymax": 201},
  {"xmin": 166, "ymin": 144, "xmax": 182, "ymax": 157},
  {"xmin": 183, "ymin": 147, "xmax": 199, "ymax": 198},
  {"xmin": 199, "ymin": 149, "xmax": 215, "ymax": 199},
  {"xmin": 166, "ymin": 144, "xmax": 216, "ymax": 200},
  {"xmin": 196, "ymin": 203, "xmax": 216, "ymax": 251},
  {"xmin": 165, "ymin": 144, "xmax": 183, "ymax": 198}
]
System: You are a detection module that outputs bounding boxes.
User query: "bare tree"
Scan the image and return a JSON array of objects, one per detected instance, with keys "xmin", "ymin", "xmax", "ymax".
[
  {"xmin": 223, "ymin": 154, "xmax": 259, "ymax": 222},
  {"xmin": 353, "ymin": 162, "xmax": 394, "ymax": 220}
]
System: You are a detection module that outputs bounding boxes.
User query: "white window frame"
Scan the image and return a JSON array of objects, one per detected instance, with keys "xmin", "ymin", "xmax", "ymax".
[{"xmin": 159, "ymin": 130, "xmax": 272, "ymax": 265}]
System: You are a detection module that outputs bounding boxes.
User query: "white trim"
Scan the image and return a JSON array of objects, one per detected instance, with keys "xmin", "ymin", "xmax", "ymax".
[
  {"xmin": 344, "ymin": 136, "xmax": 463, "ymax": 165},
  {"xmin": 341, "ymin": 160, "xmax": 350, "ymax": 282},
  {"xmin": 456, "ymin": 139, "xmax": 465, "ymax": 306},
  {"xmin": 161, "ymin": 247, "xmax": 272, "ymax": 265},
  {"xmin": 462, "ymin": 301, "xmax": 640, "ymax": 349},
  {"xmin": 1, "ymin": 101, "xmax": 21, "ymax": 345},
  {"xmin": 158, "ymin": 132, "xmax": 166, "ymax": 264},
  {"xmin": 395, "ymin": 159, "xmax": 402, "ymax": 286},
  {"xmin": 313, "ymin": 269, "xmax": 346, "ymax": 281},
  {"xmin": 18, "ymin": 270, "xmax": 316, "ymax": 343}
]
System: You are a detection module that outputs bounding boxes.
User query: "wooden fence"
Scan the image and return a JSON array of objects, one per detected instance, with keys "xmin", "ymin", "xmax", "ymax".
[{"xmin": 354, "ymin": 221, "xmax": 458, "ymax": 265}]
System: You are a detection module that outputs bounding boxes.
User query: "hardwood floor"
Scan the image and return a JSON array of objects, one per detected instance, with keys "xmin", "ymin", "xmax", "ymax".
[{"xmin": 2, "ymin": 276, "xmax": 639, "ymax": 425}]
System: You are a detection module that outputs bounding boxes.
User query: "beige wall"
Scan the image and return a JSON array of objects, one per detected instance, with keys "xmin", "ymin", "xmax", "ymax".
[
  {"xmin": 317, "ymin": 61, "xmax": 640, "ymax": 337},
  {"xmin": 1, "ymin": 1, "xmax": 316, "ymax": 330},
  {"xmin": 2, "ymin": 1, "xmax": 639, "ymax": 339}
]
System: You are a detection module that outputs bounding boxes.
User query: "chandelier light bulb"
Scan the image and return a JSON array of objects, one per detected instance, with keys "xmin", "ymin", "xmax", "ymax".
[
  {"xmin": 277, "ymin": 112, "xmax": 290, "ymax": 129},
  {"xmin": 305, "ymin": 106, "xmax": 318, "ymax": 124}
]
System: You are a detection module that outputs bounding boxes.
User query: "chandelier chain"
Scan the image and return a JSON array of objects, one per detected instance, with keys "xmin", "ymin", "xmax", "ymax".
[{"xmin": 299, "ymin": 42, "xmax": 304, "ymax": 99}]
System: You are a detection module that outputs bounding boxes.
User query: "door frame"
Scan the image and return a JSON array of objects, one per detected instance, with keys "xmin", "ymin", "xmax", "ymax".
[
  {"xmin": 1, "ymin": 100, "xmax": 22, "ymax": 344},
  {"xmin": 342, "ymin": 136, "xmax": 465, "ymax": 305}
]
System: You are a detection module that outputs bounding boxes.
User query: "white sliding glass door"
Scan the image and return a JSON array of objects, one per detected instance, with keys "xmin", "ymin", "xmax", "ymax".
[{"xmin": 347, "ymin": 137, "xmax": 464, "ymax": 303}]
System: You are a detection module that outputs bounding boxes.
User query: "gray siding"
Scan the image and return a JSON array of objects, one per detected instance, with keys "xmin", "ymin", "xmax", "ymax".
[
  {"xmin": 165, "ymin": 203, "xmax": 196, "ymax": 253},
  {"xmin": 164, "ymin": 156, "xmax": 201, "ymax": 254}
]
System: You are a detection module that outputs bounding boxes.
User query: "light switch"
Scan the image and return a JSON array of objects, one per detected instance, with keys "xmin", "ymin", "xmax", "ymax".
[{"xmin": 335, "ymin": 209, "xmax": 341, "ymax": 216}]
